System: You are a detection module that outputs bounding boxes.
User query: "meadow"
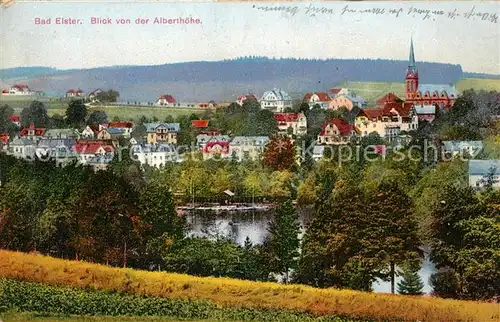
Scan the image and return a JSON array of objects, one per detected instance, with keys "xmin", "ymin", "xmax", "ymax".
[{"xmin": 0, "ymin": 250, "xmax": 498, "ymax": 322}]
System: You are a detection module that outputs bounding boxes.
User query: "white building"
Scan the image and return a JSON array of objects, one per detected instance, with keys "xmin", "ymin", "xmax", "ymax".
[
  {"xmin": 8, "ymin": 138, "xmax": 36, "ymax": 159},
  {"xmin": 468, "ymin": 160, "xmax": 500, "ymax": 189},
  {"xmin": 303, "ymin": 92, "xmax": 331, "ymax": 109},
  {"xmin": 3, "ymin": 84, "xmax": 36, "ymax": 96},
  {"xmin": 273, "ymin": 113, "xmax": 308, "ymax": 136},
  {"xmin": 355, "ymin": 103, "xmax": 419, "ymax": 142},
  {"xmin": 259, "ymin": 88, "xmax": 292, "ymax": 112},
  {"xmin": 229, "ymin": 136, "xmax": 270, "ymax": 162},
  {"xmin": 131, "ymin": 144, "xmax": 178, "ymax": 168},
  {"xmin": 442, "ymin": 141, "xmax": 484, "ymax": 158}
]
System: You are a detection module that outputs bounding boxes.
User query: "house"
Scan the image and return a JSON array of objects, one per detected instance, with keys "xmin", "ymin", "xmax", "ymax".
[
  {"xmin": 156, "ymin": 94, "xmax": 176, "ymax": 106},
  {"xmin": 131, "ymin": 144, "xmax": 178, "ymax": 168},
  {"xmin": 96, "ymin": 128, "xmax": 112, "ymax": 140},
  {"xmin": 303, "ymin": 92, "xmax": 331, "ymax": 109},
  {"xmin": 44, "ymin": 128, "xmax": 80, "ymax": 139},
  {"xmin": 198, "ymin": 101, "xmax": 217, "ymax": 108},
  {"xmin": 376, "ymin": 93, "xmax": 404, "ymax": 107},
  {"xmin": 236, "ymin": 94, "xmax": 258, "ymax": 106},
  {"xmin": 260, "ymin": 88, "xmax": 292, "ymax": 112},
  {"xmin": 192, "ymin": 120, "xmax": 209, "ymax": 128},
  {"xmin": 404, "ymin": 38, "xmax": 458, "ymax": 109},
  {"xmin": 202, "ymin": 141, "xmax": 230, "ymax": 160},
  {"xmin": 196, "ymin": 134, "xmax": 230, "ymax": 147},
  {"xmin": 66, "ymin": 89, "xmax": 84, "ymax": 98},
  {"xmin": 329, "ymin": 93, "xmax": 367, "ymax": 111},
  {"xmin": 274, "ymin": 113, "xmax": 307, "ymax": 136},
  {"xmin": 88, "ymin": 89, "xmax": 103, "ymax": 103},
  {"xmin": 20, "ymin": 123, "xmax": 46, "ymax": 141},
  {"xmin": 414, "ymin": 104, "xmax": 437, "ymax": 122},
  {"xmin": 229, "ymin": 136, "xmax": 270, "ymax": 162},
  {"xmin": 7, "ymin": 84, "xmax": 34, "ymax": 95},
  {"xmin": 144, "ymin": 123, "xmax": 180, "ymax": 145},
  {"xmin": 329, "ymin": 88, "xmax": 350, "ymax": 98},
  {"xmin": 8, "ymin": 138, "xmax": 36, "ymax": 159},
  {"xmin": 8, "ymin": 115, "xmax": 21, "ymax": 128},
  {"xmin": 468, "ymin": 160, "xmax": 500, "ymax": 189},
  {"xmin": 354, "ymin": 103, "xmax": 419, "ymax": 142},
  {"xmin": 72, "ymin": 143, "xmax": 115, "ymax": 164},
  {"xmin": 442, "ymin": 141, "xmax": 483, "ymax": 158},
  {"xmin": 87, "ymin": 154, "xmax": 114, "ymax": 171},
  {"xmin": 108, "ymin": 121, "xmax": 134, "ymax": 138},
  {"xmin": 35, "ymin": 138, "xmax": 76, "ymax": 160},
  {"xmin": 317, "ymin": 119, "xmax": 360, "ymax": 145}
]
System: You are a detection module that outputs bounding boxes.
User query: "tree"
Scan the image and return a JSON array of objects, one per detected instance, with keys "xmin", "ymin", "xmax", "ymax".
[
  {"xmin": 20, "ymin": 100, "xmax": 49, "ymax": 127},
  {"xmin": 262, "ymin": 135, "xmax": 296, "ymax": 171},
  {"xmin": 0, "ymin": 104, "xmax": 16, "ymax": 136},
  {"xmin": 95, "ymin": 90, "xmax": 119, "ymax": 103},
  {"xmin": 87, "ymin": 110, "xmax": 108, "ymax": 125},
  {"xmin": 397, "ymin": 264, "xmax": 424, "ymax": 295},
  {"xmin": 65, "ymin": 99, "xmax": 88, "ymax": 127},
  {"xmin": 264, "ymin": 199, "xmax": 300, "ymax": 283}
]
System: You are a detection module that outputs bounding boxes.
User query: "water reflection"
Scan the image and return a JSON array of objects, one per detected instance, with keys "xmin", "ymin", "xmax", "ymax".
[{"xmin": 184, "ymin": 209, "xmax": 436, "ymax": 294}]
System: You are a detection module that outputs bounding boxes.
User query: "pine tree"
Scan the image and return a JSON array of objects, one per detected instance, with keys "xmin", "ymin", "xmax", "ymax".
[{"xmin": 397, "ymin": 266, "xmax": 424, "ymax": 295}]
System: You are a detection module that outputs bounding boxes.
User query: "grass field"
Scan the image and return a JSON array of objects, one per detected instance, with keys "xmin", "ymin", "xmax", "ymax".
[
  {"xmin": 0, "ymin": 250, "xmax": 498, "ymax": 322},
  {"xmin": 0, "ymin": 312, "xmax": 223, "ymax": 322},
  {"xmin": 455, "ymin": 78, "xmax": 500, "ymax": 92}
]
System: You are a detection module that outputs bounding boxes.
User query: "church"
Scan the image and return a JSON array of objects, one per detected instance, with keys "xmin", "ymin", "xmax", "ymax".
[{"xmin": 404, "ymin": 38, "xmax": 458, "ymax": 109}]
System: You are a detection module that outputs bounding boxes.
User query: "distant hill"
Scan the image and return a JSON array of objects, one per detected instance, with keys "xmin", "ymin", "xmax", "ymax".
[{"xmin": 0, "ymin": 57, "xmax": 470, "ymax": 101}]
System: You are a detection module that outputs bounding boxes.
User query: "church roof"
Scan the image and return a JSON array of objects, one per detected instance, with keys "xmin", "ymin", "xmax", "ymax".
[{"xmin": 418, "ymin": 84, "xmax": 458, "ymax": 97}]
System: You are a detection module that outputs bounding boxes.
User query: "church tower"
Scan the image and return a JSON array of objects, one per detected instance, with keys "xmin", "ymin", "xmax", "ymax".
[{"xmin": 405, "ymin": 37, "xmax": 419, "ymax": 100}]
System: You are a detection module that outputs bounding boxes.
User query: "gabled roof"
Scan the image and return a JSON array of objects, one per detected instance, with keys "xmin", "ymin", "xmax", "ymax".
[
  {"xmin": 144, "ymin": 122, "xmax": 180, "ymax": 133},
  {"xmin": 274, "ymin": 113, "xmax": 305, "ymax": 123},
  {"xmin": 2, "ymin": 89, "xmax": 8, "ymax": 94},
  {"xmin": 320, "ymin": 119, "xmax": 360, "ymax": 136},
  {"xmin": 88, "ymin": 88, "xmax": 103, "ymax": 96},
  {"xmin": 330, "ymin": 88, "xmax": 342, "ymax": 95},
  {"xmin": 376, "ymin": 93, "xmax": 403, "ymax": 106},
  {"xmin": 384, "ymin": 102, "xmax": 415, "ymax": 117},
  {"xmin": 203, "ymin": 141, "xmax": 230, "ymax": 153},
  {"xmin": 66, "ymin": 89, "xmax": 75, "ymax": 94},
  {"xmin": 8, "ymin": 115, "xmax": 20, "ymax": 122},
  {"xmin": 158, "ymin": 94, "xmax": 176, "ymax": 103},
  {"xmin": 192, "ymin": 120, "xmax": 209, "ymax": 128},
  {"xmin": 261, "ymin": 88, "xmax": 291, "ymax": 101},
  {"xmin": 418, "ymin": 84, "xmax": 458, "ymax": 97},
  {"xmin": 230, "ymin": 136, "xmax": 270, "ymax": 146},
  {"xmin": 20, "ymin": 123, "xmax": 46, "ymax": 137},
  {"xmin": 108, "ymin": 121, "xmax": 134, "ymax": 129},
  {"xmin": 303, "ymin": 92, "xmax": 331, "ymax": 102},
  {"xmin": 72, "ymin": 143, "xmax": 115, "ymax": 154},
  {"xmin": 12, "ymin": 84, "xmax": 29, "ymax": 90}
]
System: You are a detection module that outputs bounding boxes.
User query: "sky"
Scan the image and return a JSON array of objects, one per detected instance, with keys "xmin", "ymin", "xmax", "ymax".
[{"xmin": 0, "ymin": 1, "xmax": 499, "ymax": 73}]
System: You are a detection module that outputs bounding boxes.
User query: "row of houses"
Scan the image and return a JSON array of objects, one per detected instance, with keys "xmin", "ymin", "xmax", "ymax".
[{"xmin": 1, "ymin": 84, "xmax": 44, "ymax": 96}]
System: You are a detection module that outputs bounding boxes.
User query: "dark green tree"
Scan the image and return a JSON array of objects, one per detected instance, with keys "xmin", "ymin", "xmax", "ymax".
[
  {"xmin": 264, "ymin": 199, "xmax": 300, "ymax": 283},
  {"xmin": 20, "ymin": 100, "xmax": 49, "ymax": 127},
  {"xmin": 65, "ymin": 99, "xmax": 88, "ymax": 127},
  {"xmin": 87, "ymin": 110, "xmax": 108, "ymax": 125},
  {"xmin": 397, "ymin": 264, "xmax": 424, "ymax": 295}
]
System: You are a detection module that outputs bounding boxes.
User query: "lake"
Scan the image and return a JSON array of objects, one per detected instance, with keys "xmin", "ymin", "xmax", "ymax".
[{"xmin": 184, "ymin": 209, "xmax": 436, "ymax": 294}]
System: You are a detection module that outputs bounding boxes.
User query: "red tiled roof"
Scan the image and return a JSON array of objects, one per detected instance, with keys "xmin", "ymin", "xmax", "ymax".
[
  {"xmin": 203, "ymin": 141, "xmax": 230, "ymax": 154},
  {"xmin": 0, "ymin": 133, "xmax": 8, "ymax": 145},
  {"xmin": 2, "ymin": 89, "xmax": 8, "ymax": 94},
  {"xmin": 357, "ymin": 102, "xmax": 414, "ymax": 119},
  {"xmin": 158, "ymin": 94, "xmax": 176, "ymax": 103},
  {"xmin": 192, "ymin": 120, "xmax": 209, "ymax": 128},
  {"xmin": 199, "ymin": 129, "xmax": 221, "ymax": 136},
  {"xmin": 303, "ymin": 92, "xmax": 331, "ymax": 102},
  {"xmin": 320, "ymin": 119, "xmax": 359, "ymax": 136},
  {"xmin": 67, "ymin": 89, "xmax": 75, "ymax": 94},
  {"xmin": 76, "ymin": 89, "xmax": 83, "ymax": 93},
  {"xmin": 274, "ymin": 113, "xmax": 302, "ymax": 123},
  {"xmin": 8, "ymin": 115, "xmax": 20, "ymax": 122},
  {"xmin": 20, "ymin": 123, "xmax": 45, "ymax": 137},
  {"xmin": 330, "ymin": 88, "xmax": 342, "ymax": 95},
  {"xmin": 12, "ymin": 84, "xmax": 29, "ymax": 90},
  {"xmin": 72, "ymin": 143, "xmax": 115, "ymax": 154},
  {"xmin": 108, "ymin": 121, "xmax": 134, "ymax": 128},
  {"xmin": 376, "ymin": 93, "xmax": 403, "ymax": 106},
  {"xmin": 76, "ymin": 139, "xmax": 113, "ymax": 145}
]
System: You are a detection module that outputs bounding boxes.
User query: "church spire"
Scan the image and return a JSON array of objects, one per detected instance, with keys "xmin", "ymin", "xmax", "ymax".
[
  {"xmin": 409, "ymin": 37, "xmax": 416, "ymax": 68},
  {"xmin": 406, "ymin": 37, "xmax": 417, "ymax": 76}
]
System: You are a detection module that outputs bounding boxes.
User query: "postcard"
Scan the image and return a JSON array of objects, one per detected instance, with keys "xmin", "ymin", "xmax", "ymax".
[{"xmin": 0, "ymin": 1, "xmax": 499, "ymax": 321}]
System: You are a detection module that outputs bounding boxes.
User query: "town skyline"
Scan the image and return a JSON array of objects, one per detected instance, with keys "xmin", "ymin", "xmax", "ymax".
[{"xmin": 1, "ymin": 2, "xmax": 499, "ymax": 73}]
